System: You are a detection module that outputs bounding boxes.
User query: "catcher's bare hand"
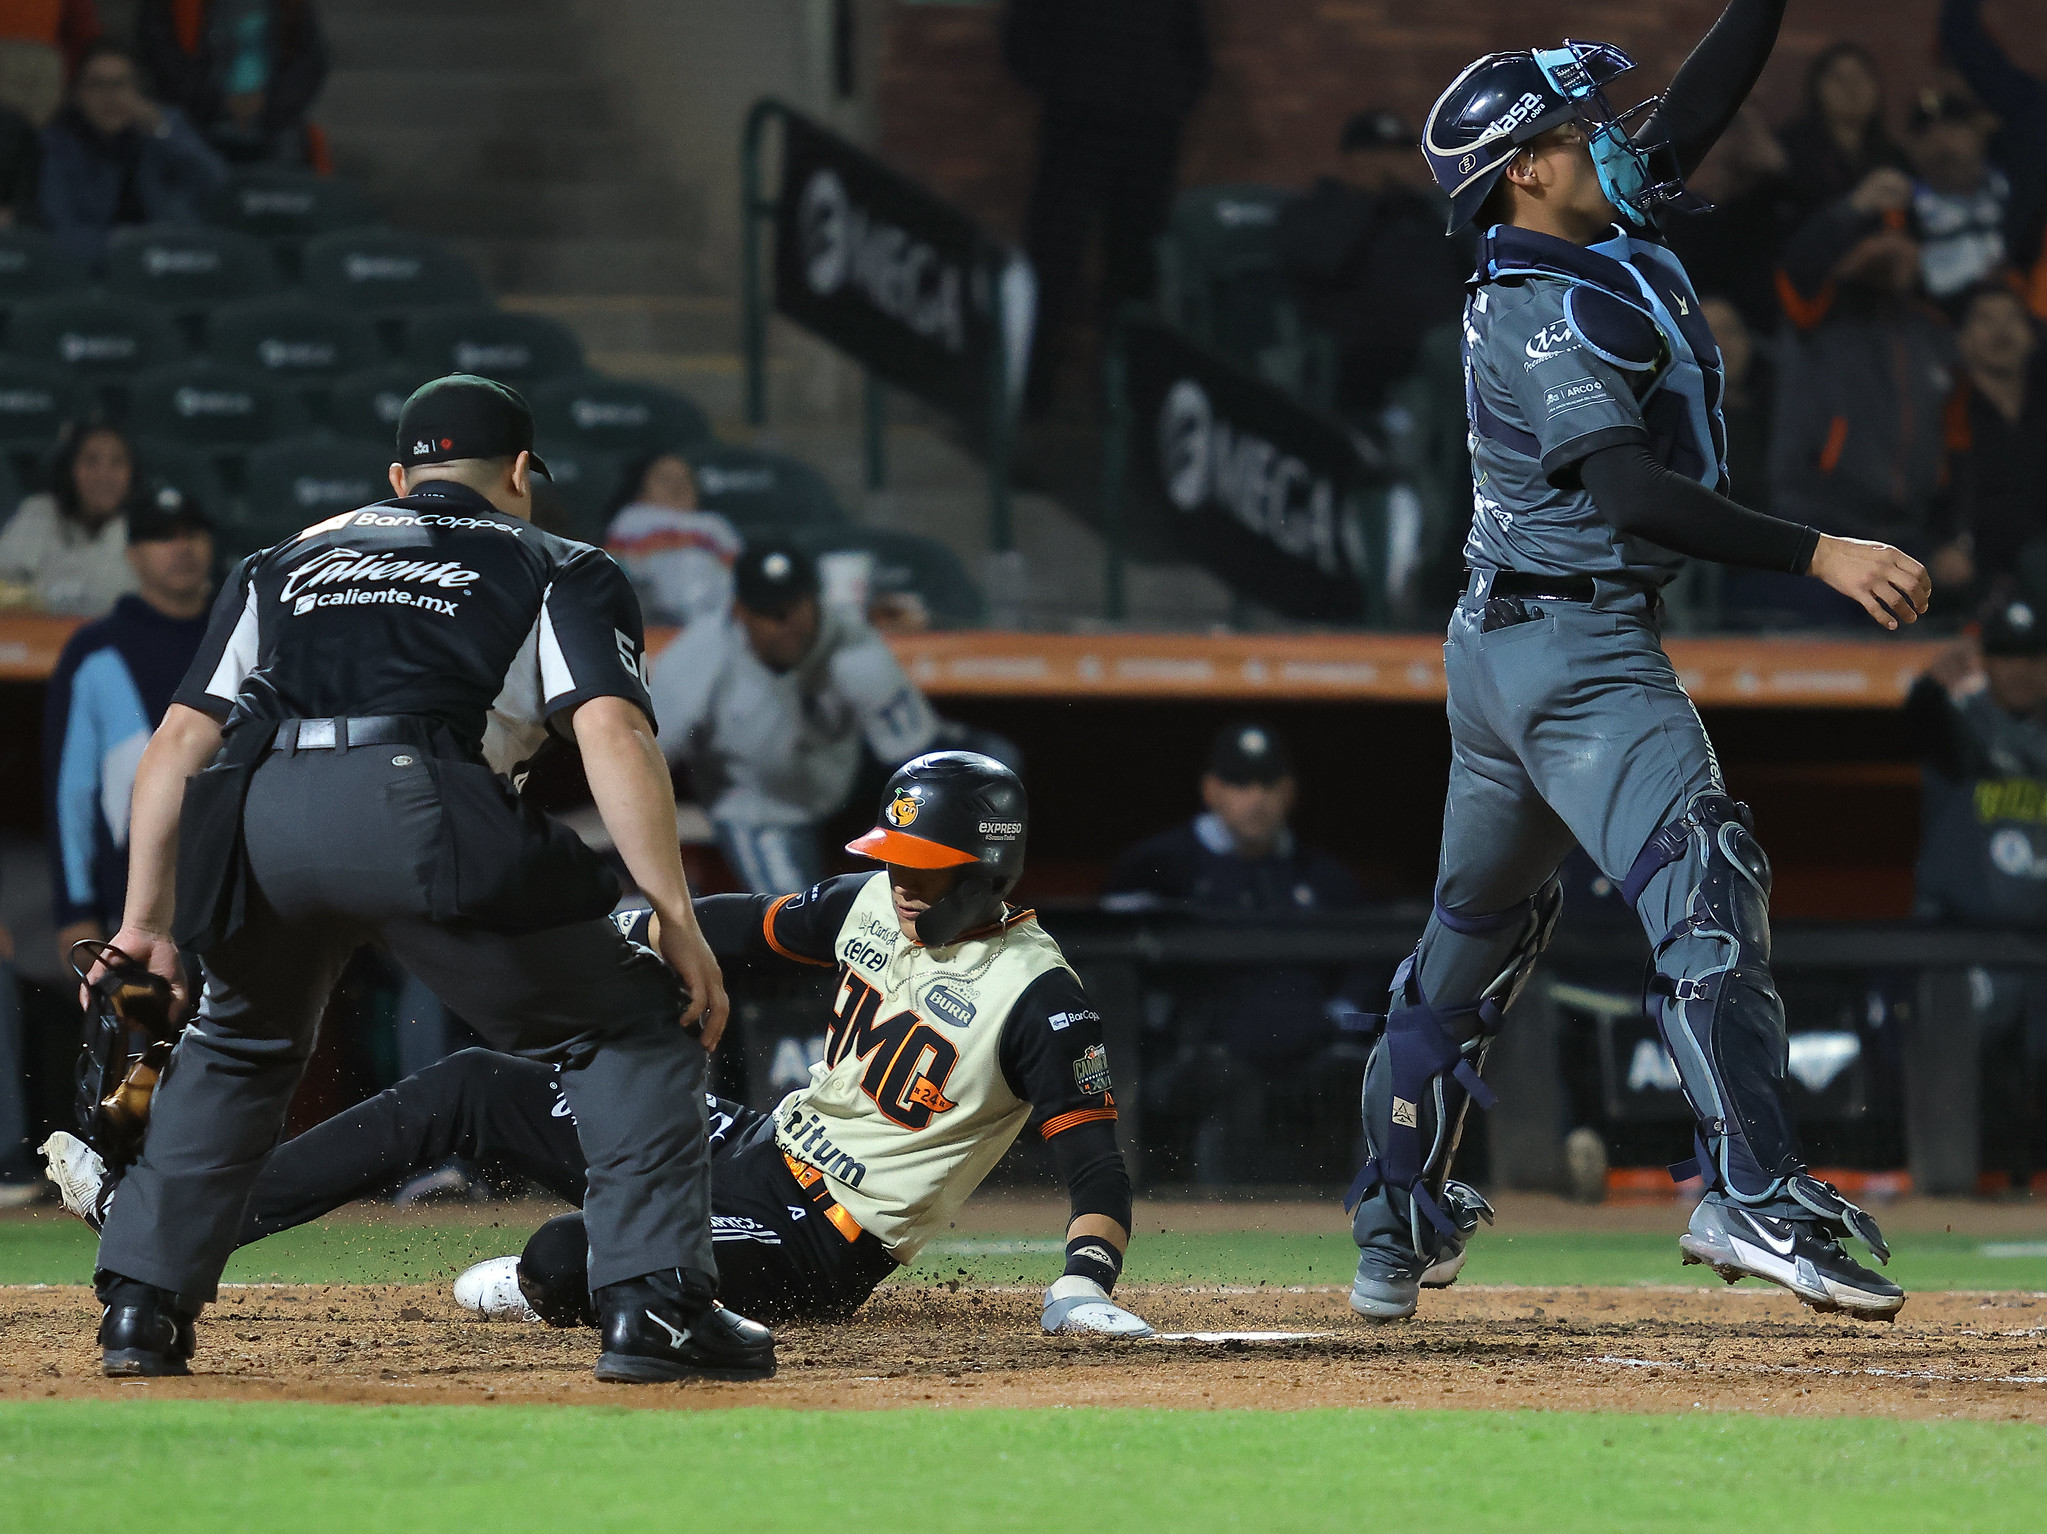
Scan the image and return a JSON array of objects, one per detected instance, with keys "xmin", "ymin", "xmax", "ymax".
[
  {"xmin": 657, "ymin": 916, "xmax": 729, "ymax": 1050},
  {"xmin": 1808, "ymin": 535, "xmax": 1930, "ymax": 631},
  {"xmin": 85, "ymin": 925, "xmax": 187, "ymax": 1018}
]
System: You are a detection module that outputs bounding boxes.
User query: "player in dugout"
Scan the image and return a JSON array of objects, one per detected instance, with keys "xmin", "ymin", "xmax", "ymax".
[{"xmin": 46, "ymin": 752, "xmax": 1154, "ymax": 1338}]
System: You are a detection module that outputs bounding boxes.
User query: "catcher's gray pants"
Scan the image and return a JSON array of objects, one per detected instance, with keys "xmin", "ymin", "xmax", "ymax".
[
  {"xmin": 97, "ymin": 747, "xmax": 717, "ymax": 1308},
  {"xmin": 1356, "ymin": 587, "xmax": 1803, "ymax": 1250}
]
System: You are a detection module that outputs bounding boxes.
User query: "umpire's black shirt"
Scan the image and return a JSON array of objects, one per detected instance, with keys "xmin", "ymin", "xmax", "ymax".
[{"xmin": 175, "ymin": 482, "xmax": 654, "ymax": 770}]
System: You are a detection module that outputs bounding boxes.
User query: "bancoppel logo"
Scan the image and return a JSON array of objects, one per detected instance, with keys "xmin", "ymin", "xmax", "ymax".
[
  {"xmin": 174, "ymin": 386, "xmax": 255, "ymax": 417},
  {"xmin": 570, "ymin": 399, "xmax": 650, "ymax": 430},
  {"xmin": 1523, "ymin": 319, "xmax": 1577, "ymax": 367},
  {"xmin": 352, "ymin": 511, "xmax": 519, "ymax": 534},
  {"xmin": 1047, "ymin": 1008, "xmax": 1099, "ymax": 1033},
  {"xmin": 799, "ymin": 166, "xmax": 966, "ymax": 352},
  {"xmin": 455, "ymin": 341, "xmax": 531, "ymax": 372},
  {"xmin": 1155, "ymin": 376, "xmax": 1363, "ymax": 580},
  {"xmin": 344, "ymin": 254, "xmax": 423, "ymax": 282},
  {"xmin": 292, "ymin": 475, "xmax": 378, "ymax": 509},
  {"xmin": 59, "ymin": 331, "xmax": 137, "ymax": 363},
  {"xmin": 143, "ymin": 246, "xmax": 221, "ymax": 276},
  {"xmin": 978, "ymin": 820, "xmax": 1022, "ymax": 839},
  {"xmin": 280, "ymin": 546, "xmax": 479, "ymax": 618}
]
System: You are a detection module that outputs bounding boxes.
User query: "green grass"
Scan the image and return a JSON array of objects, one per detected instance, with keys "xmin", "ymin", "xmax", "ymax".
[
  {"xmin": 6, "ymin": 1214, "xmax": 2045, "ymax": 1292},
  {"xmin": 2, "ymin": 1401, "xmax": 2041, "ymax": 1533}
]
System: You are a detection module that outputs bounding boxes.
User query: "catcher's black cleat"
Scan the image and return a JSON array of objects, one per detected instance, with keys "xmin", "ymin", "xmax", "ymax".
[
  {"xmin": 1679, "ymin": 1180, "xmax": 1904, "ymax": 1321},
  {"xmin": 98, "ymin": 1279, "xmax": 196, "ymax": 1377},
  {"xmin": 594, "ymin": 1270, "xmax": 775, "ymax": 1383}
]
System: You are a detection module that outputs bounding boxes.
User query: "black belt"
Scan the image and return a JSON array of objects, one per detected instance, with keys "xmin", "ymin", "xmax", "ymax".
[
  {"xmin": 267, "ymin": 716, "xmax": 425, "ymax": 752},
  {"xmin": 1474, "ymin": 570, "xmax": 1598, "ymax": 603}
]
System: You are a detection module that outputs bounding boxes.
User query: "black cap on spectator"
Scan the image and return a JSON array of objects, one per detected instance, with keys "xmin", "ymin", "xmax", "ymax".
[
  {"xmin": 1341, "ymin": 109, "xmax": 1418, "ymax": 152},
  {"xmin": 396, "ymin": 374, "xmax": 552, "ymax": 481},
  {"xmin": 1909, "ymin": 87, "xmax": 1986, "ymax": 133},
  {"xmin": 1207, "ymin": 720, "xmax": 1293, "ymax": 785},
  {"xmin": 125, "ymin": 479, "xmax": 212, "ymax": 542},
  {"xmin": 733, "ymin": 539, "xmax": 818, "ymax": 617},
  {"xmin": 1982, "ymin": 595, "xmax": 2047, "ymax": 657}
]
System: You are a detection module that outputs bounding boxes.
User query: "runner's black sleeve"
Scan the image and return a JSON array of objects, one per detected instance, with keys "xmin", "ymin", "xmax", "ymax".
[
  {"xmin": 612, "ymin": 873, "xmax": 872, "ymax": 964},
  {"xmin": 1580, "ymin": 441, "xmax": 1820, "ymax": 573},
  {"xmin": 1646, "ymin": 0, "xmax": 1787, "ymax": 176},
  {"xmin": 999, "ymin": 970, "xmax": 1132, "ymax": 1233}
]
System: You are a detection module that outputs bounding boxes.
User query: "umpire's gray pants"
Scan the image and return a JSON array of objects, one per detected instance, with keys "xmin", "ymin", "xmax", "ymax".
[{"xmin": 97, "ymin": 748, "xmax": 716, "ymax": 1307}]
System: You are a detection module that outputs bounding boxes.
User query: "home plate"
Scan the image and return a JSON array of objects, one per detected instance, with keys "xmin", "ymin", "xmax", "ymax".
[{"xmin": 1151, "ymin": 1330, "xmax": 1338, "ymax": 1343}]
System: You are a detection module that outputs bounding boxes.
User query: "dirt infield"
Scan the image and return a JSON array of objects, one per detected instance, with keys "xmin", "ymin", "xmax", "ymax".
[{"xmin": 4, "ymin": 1281, "xmax": 2043, "ymax": 1420}]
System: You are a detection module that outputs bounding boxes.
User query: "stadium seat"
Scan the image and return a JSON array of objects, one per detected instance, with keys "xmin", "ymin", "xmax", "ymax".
[
  {"xmin": 126, "ymin": 360, "xmax": 310, "ymax": 452},
  {"xmin": 302, "ymin": 228, "xmax": 486, "ymax": 320},
  {"xmin": 793, "ymin": 525, "xmax": 984, "ymax": 627},
  {"xmin": 529, "ymin": 375, "xmax": 710, "ymax": 456},
  {"xmin": 0, "ymin": 228, "xmax": 90, "ymax": 327},
  {"xmin": 1156, "ymin": 184, "xmax": 1329, "ymax": 397},
  {"xmin": 236, "ymin": 433, "xmax": 394, "ymax": 552},
  {"xmin": 327, "ymin": 362, "xmax": 434, "ymax": 446},
  {"xmin": 0, "ymin": 358, "xmax": 90, "ymax": 450},
  {"xmin": 206, "ymin": 298, "xmax": 383, "ymax": 419},
  {"xmin": 129, "ymin": 435, "xmax": 230, "ymax": 523},
  {"xmin": 105, "ymin": 226, "xmax": 284, "ymax": 327},
  {"xmin": 682, "ymin": 443, "xmax": 844, "ymax": 532},
  {"xmin": 203, "ymin": 168, "xmax": 376, "ymax": 279},
  {"xmin": 404, "ymin": 306, "xmax": 585, "ymax": 388},
  {"xmin": 532, "ymin": 436, "xmax": 623, "ymax": 542},
  {"xmin": 5, "ymin": 294, "xmax": 184, "ymax": 409}
]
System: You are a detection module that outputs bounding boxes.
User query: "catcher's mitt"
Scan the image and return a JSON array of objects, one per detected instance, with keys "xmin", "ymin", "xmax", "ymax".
[{"xmin": 70, "ymin": 941, "xmax": 179, "ymax": 1175}]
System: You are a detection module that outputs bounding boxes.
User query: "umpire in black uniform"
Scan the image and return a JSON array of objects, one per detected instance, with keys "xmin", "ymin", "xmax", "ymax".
[{"xmin": 87, "ymin": 375, "xmax": 774, "ymax": 1384}]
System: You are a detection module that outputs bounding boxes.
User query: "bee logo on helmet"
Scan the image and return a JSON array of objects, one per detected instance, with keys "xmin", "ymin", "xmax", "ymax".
[{"xmin": 885, "ymin": 788, "xmax": 920, "ymax": 828}]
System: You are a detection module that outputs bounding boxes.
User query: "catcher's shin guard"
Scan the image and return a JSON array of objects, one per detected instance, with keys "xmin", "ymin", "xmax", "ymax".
[
  {"xmin": 1347, "ymin": 880, "xmax": 1561, "ymax": 1250},
  {"xmin": 1622, "ymin": 792, "xmax": 1802, "ymax": 1202}
]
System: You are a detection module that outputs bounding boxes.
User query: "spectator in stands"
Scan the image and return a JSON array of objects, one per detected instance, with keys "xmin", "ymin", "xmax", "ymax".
[
  {"xmin": 649, "ymin": 538, "xmax": 939, "ymax": 894},
  {"xmin": 603, "ymin": 451, "xmax": 742, "ymax": 629},
  {"xmin": 1940, "ymin": 0, "xmax": 2047, "ymax": 300},
  {"xmin": 1665, "ymin": 106, "xmax": 1800, "ymax": 337},
  {"xmin": 1932, "ymin": 283, "xmax": 2047, "ymax": 614},
  {"xmin": 1274, "ymin": 110, "xmax": 1471, "ymax": 423},
  {"xmin": 0, "ymin": 0, "xmax": 103, "ymax": 76},
  {"xmin": 1003, "ymin": 0, "xmax": 1210, "ymax": 417},
  {"xmin": 1776, "ymin": 41, "xmax": 1912, "ymax": 220},
  {"xmin": 1907, "ymin": 87, "xmax": 2009, "ymax": 311},
  {"xmin": 1907, "ymin": 599, "xmax": 2047, "ymax": 1193},
  {"xmin": 138, "ymin": 0, "xmax": 327, "ymax": 166},
  {"xmin": 1703, "ymin": 295, "xmax": 1771, "ymax": 514},
  {"xmin": 38, "ymin": 37, "xmax": 225, "ymax": 266},
  {"xmin": 42, "ymin": 480, "xmax": 212, "ymax": 964},
  {"xmin": 1102, "ymin": 721, "xmax": 1372, "ymax": 1180},
  {"xmin": 0, "ymin": 419, "xmax": 139, "ymax": 615},
  {"xmin": 1751, "ymin": 168, "xmax": 1953, "ymax": 625}
]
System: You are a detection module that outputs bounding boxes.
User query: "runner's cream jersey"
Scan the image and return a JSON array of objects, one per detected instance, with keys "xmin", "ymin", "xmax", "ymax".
[{"xmin": 769, "ymin": 872, "xmax": 1100, "ymax": 1261}]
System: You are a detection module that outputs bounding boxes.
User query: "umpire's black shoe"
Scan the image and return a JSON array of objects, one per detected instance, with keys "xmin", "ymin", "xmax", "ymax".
[
  {"xmin": 98, "ymin": 1278, "xmax": 196, "ymax": 1377},
  {"xmin": 594, "ymin": 1270, "xmax": 775, "ymax": 1383}
]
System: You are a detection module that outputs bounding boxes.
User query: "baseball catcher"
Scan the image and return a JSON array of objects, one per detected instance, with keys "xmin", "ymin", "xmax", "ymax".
[{"xmin": 48, "ymin": 752, "xmax": 1151, "ymax": 1338}]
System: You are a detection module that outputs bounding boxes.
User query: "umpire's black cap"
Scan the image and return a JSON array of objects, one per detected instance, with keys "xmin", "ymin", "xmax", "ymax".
[
  {"xmin": 396, "ymin": 374, "xmax": 552, "ymax": 480},
  {"xmin": 733, "ymin": 539, "xmax": 819, "ymax": 617},
  {"xmin": 1207, "ymin": 721, "xmax": 1293, "ymax": 785},
  {"xmin": 1982, "ymin": 595, "xmax": 2047, "ymax": 657}
]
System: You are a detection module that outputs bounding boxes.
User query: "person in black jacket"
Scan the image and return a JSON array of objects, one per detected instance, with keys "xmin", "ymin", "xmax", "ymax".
[
  {"xmin": 138, "ymin": 0, "xmax": 328, "ymax": 166},
  {"xmin": 1003, "ymin": 0, "xmax": 1209, "ymax": 416},
  {"xmin": 1103, "ymin": 721, "xmax": 1372, "ymax": 1179},
  {"xmin": 1775, "ymin": 40, "xmax": 1913, "ymax": 221}
]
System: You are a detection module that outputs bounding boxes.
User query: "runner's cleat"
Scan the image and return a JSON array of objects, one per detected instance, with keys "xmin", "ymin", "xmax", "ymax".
[
  {"xmin": 1679, "ymin": 1185, "xmax": 1904, "ymax": 1320},
  {"xmin": 40, "ymin": 1132, "xmax": 112, "ymax": 1231}
]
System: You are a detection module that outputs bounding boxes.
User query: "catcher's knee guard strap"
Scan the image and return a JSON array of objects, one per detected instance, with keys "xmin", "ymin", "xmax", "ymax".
[{"xmin": 1345, "ymin": 995, "xmax": 1502, "ymax": 1238}]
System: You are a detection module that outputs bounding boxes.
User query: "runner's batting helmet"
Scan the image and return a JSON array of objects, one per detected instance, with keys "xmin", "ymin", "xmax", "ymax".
[{"xmin": 846, "ymin": 751, "xmax": 1026, "ymax": 946}]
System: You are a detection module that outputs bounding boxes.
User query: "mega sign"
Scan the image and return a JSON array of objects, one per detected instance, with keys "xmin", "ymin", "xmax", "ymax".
[{"xmin": 1124, "ymin": 316, "xmax": 1381, "ymax": 621}]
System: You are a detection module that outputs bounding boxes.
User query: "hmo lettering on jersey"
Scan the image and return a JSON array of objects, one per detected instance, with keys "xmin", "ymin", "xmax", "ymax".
[{"xmin": 826, "ymin": 973, "xmax": 960, "ymax": 1129}]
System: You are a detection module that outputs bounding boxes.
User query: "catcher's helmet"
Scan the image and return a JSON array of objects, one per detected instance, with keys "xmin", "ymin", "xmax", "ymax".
[
  {"xmin": 845, "ymin": 751, "xmax": 1027, "ymax": 946},
  {"xmin": 1423, "ymin": 39, "xmax": 1700, "ymax": 233}
]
